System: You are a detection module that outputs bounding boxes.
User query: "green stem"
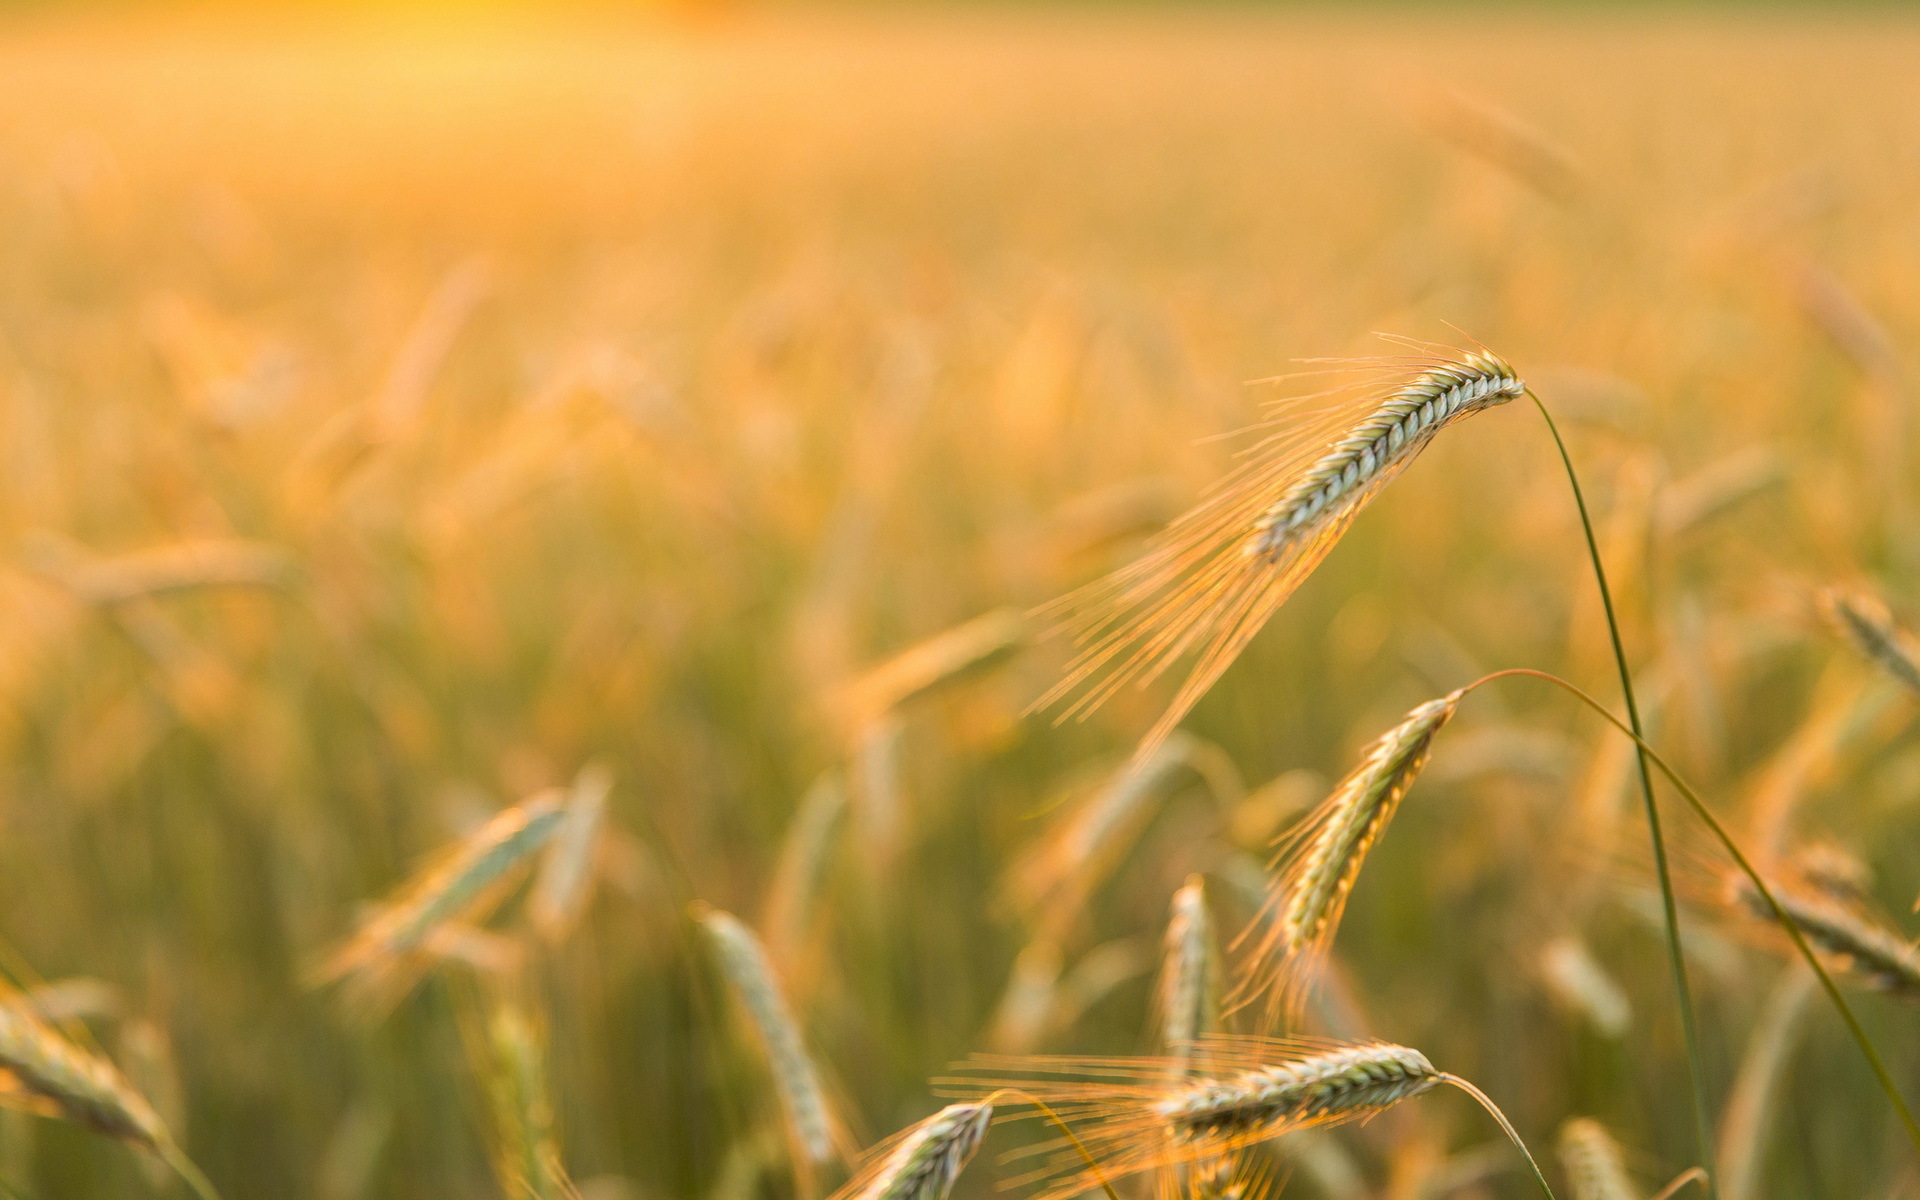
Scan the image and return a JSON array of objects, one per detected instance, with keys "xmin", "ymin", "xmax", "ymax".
[
  {"xmin": 1467, "ymin": 667, "xmax": 1920, "ymax": 1155},
  {"xmin": 1437, "ymin": 1074, "xmax": 1556, "ymax": 1200},
  {"xmin": 986, "ymin": 1090, "xmax": 1122, "ymax": 1200},
  {"xmin": 160, "ymin": 1142, "xmax": 224, "ymax": 1200},
  {"xmin": 1528, "ymin": 389, "xmax": 1720, "ymax": 1198}
]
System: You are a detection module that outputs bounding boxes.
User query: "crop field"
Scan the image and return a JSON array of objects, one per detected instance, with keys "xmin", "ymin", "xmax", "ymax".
[{"xmin": 1, "ymin": 6, "xmax": 1919, "ymax": 1200}]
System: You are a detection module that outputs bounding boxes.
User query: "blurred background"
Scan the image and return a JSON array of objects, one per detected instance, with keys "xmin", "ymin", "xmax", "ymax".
[{"xmin": 1, "ymin": 1, "xmax": 1918, "ymax": 1198}]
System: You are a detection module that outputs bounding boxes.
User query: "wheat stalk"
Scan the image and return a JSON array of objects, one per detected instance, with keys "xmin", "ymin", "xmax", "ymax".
[
  {"xmin": 1556, "ymin": 1119, "xmax": 1637, "ymax": 1200},
  {"xmin": 964, "ymin": 1038, "xmax": 1436, "ymax": 1200},
  {"xmin": 1790, "ymin": 840, "xmax": 1873, "ymax": 902},
  {"xmin": 963, "ymin": 1036, "xmax": 1551, "ymax": 1200},
  {"xmin": 1717, "ymin": 965, "xmax": 1815, "ymax": 1200},
  {"xmin": 1410, "ymin": 87, "xmax": 1586, "ymax": 204},
  {"xmin": 1010, "ymin": 732, "xmax": 1207, "ymax": 920},
  {"xmin": 317, "ymin": 794, "xmax": 567, "ymax": 1012},
  {"xmin": 1188, "ymin": 1155, "xmax": 1265, "ymax": 1200},
  {"xmin": 531, "ymin": 763, "xmax": 615, "ymax": 942},
  {"xmin": 1247, "ymin": 353, "xmax": 1523, "ymax": 561},
  {"xmin": 1539, "ymin": 936, "xmax": 1631, "ymax": 1040},
  {"xmin": 478, "ymin": 1003, "xmax": 578, "ymax": 1200},
  {"xmin": 1726, "ymin": 872, "xmax": 1920, "ymax": 996},
  {"xmin": 1154, "ymin": 1043, "xmax": 1438, "ymax": 1144},
  {"xmin": 24, "ymin": 977, "xmax": 124, "ymax": 1025},
  {"xmin": 0, "ymin": 993, "xmax": 164, "ymax": 1148},
  {"xmin": 120, "ymin": 1017, "xmax": 185, "ymax": 1193},
  {"xmin": 1036, "ymin": 346, "xmax": 1521, "ymax": 758},
  {"xmin": 1653, "ymin": 446, "xmax": 1783, "ymax": 538},
  {"xmin": 696, "ymin": 907, "xmax": 842, "ymax": 1179},
  {"xmin": 853, "ymin": 715, "xmax": 907, "ymax": 876},
  {"xmin": 988, "ymin": 937, "xmax": 1066, "ymax": 1055},
  {"xmin": 763, "ymin": 772, "xmax": 851, "ymax": 967},
  {"xmin": 835, "ymin": 1102, "xmax": 992, "ymax": 1200},
  {"xmin": 1235, "ymin": 690, "xmax": 1463, "ymax": 1018},
  {"xmin": 842, "ymin": 608, "xmax": 1028, "ymax": 726},
  {"xmin": 22, "ymin": 533, "xmax": 297, "ymax": 605},
  {"xmin": 0, "ymin": 991, "xmax": 220, "ymax": 1199},
  {"xmin": 1160, "ymin": 877, "xmax": 1219, "ymax": 1074},
  {"xmin": 1817, "ymin": 585, "xmax": 1920, "ymax": 697}
]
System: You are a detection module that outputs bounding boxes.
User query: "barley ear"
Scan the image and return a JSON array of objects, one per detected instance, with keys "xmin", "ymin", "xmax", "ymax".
[
  {"xmin": 314, "ymin": 794, "xmax": 568, "ymax": 1014},
  {"xmin": 763, "ymin": 772, "xmax": 851, "ymax": 967},
  {"xmin": 1234, "ymin": 690, "xmax": 1462, "ymax": 1022},
  {"xmin": 1555, "ymin": 1118, "xmax": 1637, "ymax": 1200},
  {"xmin": 531, "ymin": 762, "xmax": 616, "ymax": 943},
  {"xmin": 478, "ymin": 1003, "xmax": 578, "ymax": 1200},
  {"xmin": 1035, "ymin": 348, "xmax": 1522, "ymax": 764},
  {"xmin": 695, "ymin": 905, "xmax": 844, "ymax": 1189},
  {"xmin": 0, "ymin": 990, "xmax": 219, "ymax": 1199},
  {"xmin": 1724, "ymin": 871, "xmax": 1920, "ymax": 997},
  {"xmin": 832, "ymin": 1102, "xmax": 992, "ymax": 1200},
  {"xmin": 1817, "ymin": 585, "xmax": 1920, "ymax": 697},
  {"xmin": 1160, "ymin": 877, "xmax": 1220, "ymax": 1075}
]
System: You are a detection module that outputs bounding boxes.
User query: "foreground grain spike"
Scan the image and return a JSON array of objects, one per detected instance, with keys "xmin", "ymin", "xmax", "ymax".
[
  {"xmin": 316, "ymin": 794, "xmax": 567, "ymax": 1012},
  {"xmin": 1236, "ymin": 690, "xmax": 1463, "ymax": 1019},
  {"xmin": 696, "ymin": 906, "xmax": 842, "ymax": 1177},
  {"xmin": 0, "ymin": 990, "xmax": 220, "ymax": 1199},
  {"xmin": 1556, "ymin": 1118, "xmax": 1637, "ymax": 1200},
  {"xmin": 1158, "ymin": 1043, "xmax": 1438, "ymax": 1144},
  {"xmin": 1817, "ymin": 585, "xmax": 1920, "ymax": 698},
  {"xmin": 834, "ymin": 1102, "xmax": 992, "ymax": 1200},
  {"xmin": 960, "ymin": 1036, "xmax": 1552, "ymax": 1200},
  {"xmin": 1726, "ymin": 872, "xmax": 1920, "ymax": 997},
  {"xmin": 1035, "ymin": 346, "xmax": 1522, "ymax": 758}
]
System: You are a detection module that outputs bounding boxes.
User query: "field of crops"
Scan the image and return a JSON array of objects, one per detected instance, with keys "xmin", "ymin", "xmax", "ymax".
[{"xmin": 2, "ymin": 7, "xmax": 1919, "ymax": 1199}]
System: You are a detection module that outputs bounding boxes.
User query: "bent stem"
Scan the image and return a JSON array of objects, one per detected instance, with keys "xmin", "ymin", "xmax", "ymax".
[
  {"xmin": 1437, "ymin": 1074, "xmax": 1556, "ymax": 1200},
  {"xmin": 1528, "ymin": 388, "xmax": 1719, "ymax": 1198},
  {"xmin": 1467, "ymin": 667, "xmax": 1920, "ymax": 1154},
  {"xmin": 1652, "ymin": 1168, "xmax": 1710, "ymax": 1200},
  {"xmin": 984, "ymin": 1089, "xmax": 1121, "ymax": 1200}
]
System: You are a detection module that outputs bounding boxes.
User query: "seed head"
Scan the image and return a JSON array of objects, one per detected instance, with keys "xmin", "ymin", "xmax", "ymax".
[
  {"xmin": 841, "ymin": 1102, "xmax": 993, "ymax": 1200},
  {"xmin": 1035, "ymin": 347, "xmax": 1523, "ymax": 761}
]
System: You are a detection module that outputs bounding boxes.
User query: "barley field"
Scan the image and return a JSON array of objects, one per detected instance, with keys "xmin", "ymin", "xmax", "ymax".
[{"xmin": 2, "ymin": 5, "xmax": 1919, "ymax": 1199}]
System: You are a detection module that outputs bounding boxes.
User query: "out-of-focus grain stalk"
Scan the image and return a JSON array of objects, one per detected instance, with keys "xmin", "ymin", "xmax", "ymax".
[
  {"xmin": 1717, "ymin": 964, "xmax": 1816, "ymax": 1200},
  {"xmin": 695, "ymin": 906, "xmax": 844, "ymax": 1188},
  {"xmin": 531, "ymin": 762, "xmax": 616, "ymax": 943},
  {"xmin": 763, "ymin": 772, "xmax": 851, "ymax": 970}
]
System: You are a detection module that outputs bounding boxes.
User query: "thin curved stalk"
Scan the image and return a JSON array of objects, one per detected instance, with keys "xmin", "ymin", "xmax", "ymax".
[
  {"xmin": 1437, "ymin": 1074, "xmax": 1556, "ymax": 1200},
  {"xmin": 1466, "ymin": 667, "xmax": 1920, "ymax": 1154},
  {"xmin": 1527, "ymin": 389, "xmax": 1719, "ymax": 1199},
  {"xmin": 983, "ymin": 1089, "xmax": 1121, "ymax": 1200},
  {"xmin": 1652, "ymin": 1168, "xmax": 1710, "ymax": 1200}
]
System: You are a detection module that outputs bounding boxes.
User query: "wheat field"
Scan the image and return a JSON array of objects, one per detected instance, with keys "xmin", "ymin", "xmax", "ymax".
[{"xmin": 0, "ymin": 5, "xmax": 1918, "ymax": 1199}]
